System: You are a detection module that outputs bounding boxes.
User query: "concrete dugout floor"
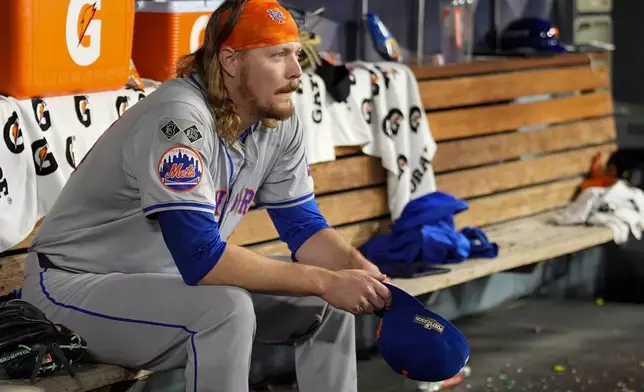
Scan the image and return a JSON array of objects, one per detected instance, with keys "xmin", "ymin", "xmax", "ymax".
[{"xmin": 262, "ymin": 298, "xmax": 644, "ymax": 392}]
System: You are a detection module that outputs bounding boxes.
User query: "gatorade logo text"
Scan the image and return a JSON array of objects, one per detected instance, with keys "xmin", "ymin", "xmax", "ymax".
[
  {"xmin": 66, "ymin": 136, "xmax": 77, "ymax": 168},
  {"xmin": 74, "ymin": 96, "xmax": 91, "ymax": 127},
  {"xmin": 410, "ymin": 147, "xmax": 432, "ymax": 194},
  {"xmin": 3, "ymin": 112, "xmax": 24, "ymax": 154},
  {"xmin": 397, "ymin": 154, "xmax": 408, "ymax": 180},
  {"xmin": 115, "ymin": 96, "xmax": 129, "ymax": 117},
  {"xmin": 190, "ymin": 15, "xmax": 209, "ymax": 53},
  {"xmin": 409, "ymin": 106, "xmax": 422, "ymax": 133},
  {"xmin": 31, "ymin": 138, "xmax": 59, "ymax": 176},
  {"xmin": 0, "ymin": 166, "xmax": 8, "ymax": 203},
  {"xmin": 32, "ymin": 98, "xmax": 52, "ymax": 131},
  {"xmin": 66, "ymin": 0, "xmax": 102, "ymax": 66},
  {"xmin": 382, "ymin": 108, "xmax": 403, "ymax": 138},
  {"xmin": 310, "ymin": 78, "xmax": 322, "ymax": 124}
]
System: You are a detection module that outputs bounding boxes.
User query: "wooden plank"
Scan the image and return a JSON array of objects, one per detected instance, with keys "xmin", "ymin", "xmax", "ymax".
[
  {"xmin": 409, "ymin": 52, "xmax": 608, "ymax": 80},
  {"xmin": 0, "ymin": 254, "xmax": 27, "ymax": 295},
  {"xmin": 0, "ymin": 363, "xmax": 152, "ymax": 392},
  {"xmin": 304, "ymin": 138, "xmax": 616, "ymax": 201},
  {"xmin": 427, "ymin": 91, "xmax": 614, "ymax": 141},
  {"xmin": 334, "ymin": 146, "xmax": 363, "ymax": 157},
  {"xmin": 228, "ymin": 187, "xmax": 389, "ymax": 246},
  {"xmin": 249, "ymin": 219, "xmax": 390, "ymax": 256},
  {"xmin": 390, "ymin": 210, "xmax": 613, "ymax": 296},
  {"xmin": 454, "ymin": 177, "xmax": 584, "ymax": 228},
  {"xmin": 311, "ymin": 155, "xmax": 385, "ymax": 195},
  {"xmin": 420, "ymin": 64, "xmax": 609, "ymax": 110},
  {"xmin": 437, "ymin": 144, "xmax": 616, "ymax": 200},
  {"xmin": 232, "ymin": 142, "xmax": 613, "ymax": 246},
  {"xmin": 433, "ymin": 117, "xmax": 616, "ymax": 172}
]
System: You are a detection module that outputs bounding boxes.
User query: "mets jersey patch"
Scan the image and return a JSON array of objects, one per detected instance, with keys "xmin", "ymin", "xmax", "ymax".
[
  {"xmin": 158, "ymin": 146, "xmax": 203, "ymax": 193},
  {"xmin": 158, "ymin": 118, "xmax": 205, "ymax": 149}
]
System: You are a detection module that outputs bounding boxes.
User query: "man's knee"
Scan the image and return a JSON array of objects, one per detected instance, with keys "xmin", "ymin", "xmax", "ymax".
[{"xmin": 192, "ymin": 286, "xmax": 256, "ymax": 335}]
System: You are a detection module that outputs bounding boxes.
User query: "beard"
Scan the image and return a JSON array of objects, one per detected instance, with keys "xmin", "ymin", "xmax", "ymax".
[{"xmin": 239, "ymin": 66, "xmax": 296, "ymax": 122}]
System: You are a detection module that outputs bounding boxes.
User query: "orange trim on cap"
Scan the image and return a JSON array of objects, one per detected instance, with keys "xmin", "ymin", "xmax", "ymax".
[{"xmin": 222, "ymin": 0, "xmax": 299, "ymax": 50}]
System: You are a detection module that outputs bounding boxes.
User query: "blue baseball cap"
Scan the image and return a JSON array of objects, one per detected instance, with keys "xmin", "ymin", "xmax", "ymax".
[
  {"xmin": 500, "ymin": 17, "xmax": 568, "ymax": 53},
  {"xmin": 375, "ymin": 283, "xmax": 470, "ymax": 382}
]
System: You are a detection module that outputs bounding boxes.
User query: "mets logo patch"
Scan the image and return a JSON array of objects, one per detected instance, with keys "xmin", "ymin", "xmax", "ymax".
[{"xmin": 158, "ymin": 146, "xmax": 203, "ymax": 192}]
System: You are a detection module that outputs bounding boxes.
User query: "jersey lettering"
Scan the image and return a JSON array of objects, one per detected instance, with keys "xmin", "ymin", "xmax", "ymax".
[
  {"xmin": 215, "ymin": 187, "xmax": 256, "ymax": 218},
  {"xmin": 237, "ymin": 188, "xmax": 256, "ymax": 216},
  {"xmin": 214, "ymin": 190, "xmax": 228, "ymax": 219},
  {"xmin": 228, "ymin": 192, "xmax": 241, "ymax": 214}
]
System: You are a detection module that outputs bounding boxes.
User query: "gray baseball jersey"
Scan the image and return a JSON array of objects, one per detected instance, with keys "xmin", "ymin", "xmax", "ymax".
[{"xmin": 28, "ymin": 74, "xmax": 314, "ymax": 276}]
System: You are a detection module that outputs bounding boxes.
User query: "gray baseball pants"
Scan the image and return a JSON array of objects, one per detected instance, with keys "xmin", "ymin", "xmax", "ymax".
[{"xmin": 21, "ymin": 253, "xmax": 357, "ymax": 392}]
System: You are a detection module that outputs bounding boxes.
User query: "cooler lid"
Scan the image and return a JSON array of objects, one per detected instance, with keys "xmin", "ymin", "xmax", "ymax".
[{"xmin": 136, "ymin": 0, "xmax": 225, "ymax": 13}]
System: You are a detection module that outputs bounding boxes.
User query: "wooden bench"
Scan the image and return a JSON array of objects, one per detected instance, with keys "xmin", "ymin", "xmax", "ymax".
[{"xmin": 0, "ymin": 51, "xmax": 616, "ymax": 391}]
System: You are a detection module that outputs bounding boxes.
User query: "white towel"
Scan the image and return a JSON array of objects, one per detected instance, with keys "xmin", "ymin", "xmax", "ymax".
[
  {"xmin": 291, "ymin": 71, "xmax": 337, "ymax": 165},
  {"xmin": 0, "ymin": 96, "xmax": 38, "ymax": 251},
  {"xmin": 326, "ymin": 68, "xmax": 372, "ymax": 147},
  {"xmin": 554, "ymin": 180, "xmax": 644, "ymax": 244},
  {"xmin": 348, "ymin": 61, "xmax": 438, "ymax": 220},
  {"xmin": 0, "ymin": 86, "xmax": 156, "ymax": 252}
]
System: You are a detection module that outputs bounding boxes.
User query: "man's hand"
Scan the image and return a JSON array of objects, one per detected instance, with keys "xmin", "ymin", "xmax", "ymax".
[
  {"xmin": 320, "ymin": 269, "xmax": 391, "ymax": 315},
  {"xmin": 355, "ymin": 259, "xmax": 390, "ymax": 282}
]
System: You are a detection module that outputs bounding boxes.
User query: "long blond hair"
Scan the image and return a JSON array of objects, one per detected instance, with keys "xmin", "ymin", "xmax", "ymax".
[{"xmin": 175, "ymin": 0, "xmax": 276, "ymax": 145}]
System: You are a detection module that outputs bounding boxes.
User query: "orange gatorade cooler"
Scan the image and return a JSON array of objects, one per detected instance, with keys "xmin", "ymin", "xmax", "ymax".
[
  {"xmin": 0, "ymin": 0, "xmax": 136, "ymax": 99},
  {"xmin": 132, "ymin": 1, "xmax": 224, "ymax": 82}
]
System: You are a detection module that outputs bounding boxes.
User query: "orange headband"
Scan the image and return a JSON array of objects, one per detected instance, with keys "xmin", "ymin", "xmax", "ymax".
[{"xmin": 222, "ymin": 0, "xmax": 299, "ymax": 51}]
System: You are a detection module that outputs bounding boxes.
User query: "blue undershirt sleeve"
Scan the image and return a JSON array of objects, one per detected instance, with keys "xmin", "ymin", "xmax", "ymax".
[
  {"xmin": 267, "ymin": 199, "xmax": 331, "ymax": 260},
  {"xmin": 155, "ymin": 210, "xmax": 227, "ymax": 286}
]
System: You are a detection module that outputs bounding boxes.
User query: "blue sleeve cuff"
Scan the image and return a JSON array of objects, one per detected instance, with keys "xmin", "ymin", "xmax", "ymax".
[
  {"xmin": 155, "ymin": 210, "xmax": 227, "ymax": 285},
  {"xmin": 267, "ymin": 199, "xmax": 331, "ymax": 259}
]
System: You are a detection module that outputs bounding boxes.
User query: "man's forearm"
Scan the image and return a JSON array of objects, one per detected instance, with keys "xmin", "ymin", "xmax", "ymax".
[
  {"xmin": 294, "ymin": 228, "xmax": 379, "ymax": 272},
  {"xmin": 200, "ymin": 243, "xmax": 335, "ymax": 295}
]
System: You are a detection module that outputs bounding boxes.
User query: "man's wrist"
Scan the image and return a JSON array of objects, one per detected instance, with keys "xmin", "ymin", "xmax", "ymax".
[
  {"xmin": 346, "ymin": 249, "xmax": 379, "ymax": 271},
  {"xmin": 309, "ymin": 265, "xmax": 337, "ymax": 296}
]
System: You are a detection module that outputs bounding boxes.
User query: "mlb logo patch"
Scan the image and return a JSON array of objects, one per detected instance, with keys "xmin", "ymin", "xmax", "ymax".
[
  {"xmin": 158, "ymin": 146, "xmax": 203, "ymax": 192},
  {"xmin": 267, "ymin": 8, "xmax": 285, "ymax": 24}
]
